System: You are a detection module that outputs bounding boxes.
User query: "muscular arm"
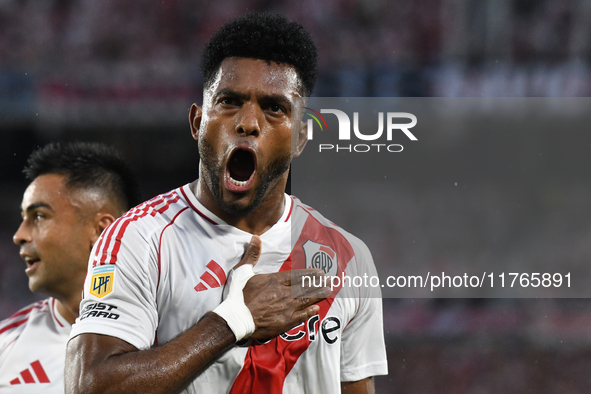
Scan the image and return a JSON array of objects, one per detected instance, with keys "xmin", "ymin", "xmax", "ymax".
[
  {"xmin": 66, "ymin": 313, "xmax": 234, "ymax": 394},
  {"xmin": 65, "ymin": 237, "xmax": 330, "ymax": 394},
  {"xmin": 341, "ymin": 377, "xmax": 375, "ymax": 394}
]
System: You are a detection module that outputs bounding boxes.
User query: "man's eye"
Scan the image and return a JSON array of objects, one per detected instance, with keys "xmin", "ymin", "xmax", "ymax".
[
  {"xmin": 221, "ymin": 97, "xmax": 238, "ymax": 105},
  {"xmin": 268, "ymin": 104, "xmax": 284, "ymax": 113},
  {"xmin": 33, "ymin": 213, "xmax": 45, "ymax": 221}
]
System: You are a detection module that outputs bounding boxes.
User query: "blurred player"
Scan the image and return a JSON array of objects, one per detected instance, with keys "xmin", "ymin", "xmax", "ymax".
[
  {"xmin": 66, "ymin": 13, "xmax": 387, "ymax": 394},
  {"xmin": 0, "ymin": 142, "xmax": 140, "ymax": 393}
]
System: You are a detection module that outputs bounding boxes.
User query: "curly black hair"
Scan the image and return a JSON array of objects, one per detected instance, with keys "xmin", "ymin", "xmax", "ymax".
[
  {"xmin": 24, "ymin": 142, "xmax": 141, "ymax": 212},
  {"xmin": 201, "ymin": 12, "xmax": 318, "ymax": 97}
]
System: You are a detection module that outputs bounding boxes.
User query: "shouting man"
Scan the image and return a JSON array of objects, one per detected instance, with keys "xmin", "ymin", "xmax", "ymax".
[{"xmin": 66, "ymin": 13, "xmax": 387, "ymax": 394}]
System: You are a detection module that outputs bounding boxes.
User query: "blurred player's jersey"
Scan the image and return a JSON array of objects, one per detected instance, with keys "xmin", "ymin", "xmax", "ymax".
[
  {"xmin": 0, "ymin": 298, "xmax": 71, "ymax": 393},
  {"xmin": 70, "ymin": 184, "xmax": 388, "ymax": 393}
]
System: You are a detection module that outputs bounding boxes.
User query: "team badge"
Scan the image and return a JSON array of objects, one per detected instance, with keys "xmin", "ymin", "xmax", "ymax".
[
  {"xmin": 89, "ymin": 266, "xmax": 115, "ymax": 298},
  {"xmin": 303, "ymin": 240, "xmax": 338, "ymax": 276}
]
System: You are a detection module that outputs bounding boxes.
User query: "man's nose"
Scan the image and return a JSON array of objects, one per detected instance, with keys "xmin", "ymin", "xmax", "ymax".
[
  {"xmin": 13, "ymin": 221, "xmax": 31, "ymax": 246},
  {"xmin": 235, "ymin": 103, "xmax": 261, "ymax": 137}
]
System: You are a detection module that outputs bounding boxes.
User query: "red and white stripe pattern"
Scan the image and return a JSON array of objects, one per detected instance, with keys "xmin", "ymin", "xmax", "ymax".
[
  {"xmin": 194, "ymin": 260, "xmax": 227, "ymax": 292},
  {"xmin": 0, "ymin": 297, "xmax": 71, "ymax": 392},
  {"xmin": 0, "ymin": 300, "xmax": 49, "ymax": 344},
  {"xmin": 9, "ymin": 360, "xmax": 50, "ymax": 385},
  {"xmin": 228, "ymin": 201, "xmax": 357, "ymax": 394},
  {"xmin": 92, "ymin": 190, "xmax": 180, "ymax": 267}
]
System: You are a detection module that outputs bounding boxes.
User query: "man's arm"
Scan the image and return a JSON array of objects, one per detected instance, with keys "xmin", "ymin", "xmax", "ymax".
[
  {"xmin": 341, "ymin": 377, "xmax": 375, "ymax": 394},
  {"xmin": 65, "ymin": 237, "xmax": 329, "ymax": 394},
  {"xmin": 338, "ymin": 239, "xmax": 388, "ymax": 393},
  {"xmin": 66, "ymin": 313, "xmax": 234, "ymax": 394}
]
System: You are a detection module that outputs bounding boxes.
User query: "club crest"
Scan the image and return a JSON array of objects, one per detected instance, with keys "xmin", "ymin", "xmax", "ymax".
[{"xmin": 303, "ymin": 240, "xmax": 338, "ymax": 276}]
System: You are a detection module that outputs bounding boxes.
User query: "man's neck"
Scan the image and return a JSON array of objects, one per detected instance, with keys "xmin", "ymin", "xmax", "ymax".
[
  {"xmin": 55, "ymin": 292, "xmax": 81, "ymax": 325},
  {"xmin": 191, "ymin": 180, "xmax": 286, "ymax": 235}
]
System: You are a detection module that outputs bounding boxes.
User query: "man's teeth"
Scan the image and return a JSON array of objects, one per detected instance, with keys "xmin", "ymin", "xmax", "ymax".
[{"xmin": 230, "ymin": 177, "xmax": 248, "ymax": 187}]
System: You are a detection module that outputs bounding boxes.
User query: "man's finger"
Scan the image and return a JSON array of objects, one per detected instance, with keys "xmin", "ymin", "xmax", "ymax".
[
  {"xmin": 290, "ymin": 268, "xmax": 326, "ymax": 284},
  {"xmin": 289, "ymin": 269, "xmax": 331, "ymax": 299},
  {"xmin": 292, "ymin": 279, "xmax": 332, "ymax": 299},
  {"xmin": 273, "ymin": 268, "xmax": 325, "ymax": 286},
  {"xmin": 291, "ymin": 304, "xmax": 321, "ymax": 325},
  {"xmin": 294, "ymin": 295, "xmax": 330, "ymax": 309},
  {"xmin": 233, "ymin": 235, "xmax": 262, "ymax": 270}
]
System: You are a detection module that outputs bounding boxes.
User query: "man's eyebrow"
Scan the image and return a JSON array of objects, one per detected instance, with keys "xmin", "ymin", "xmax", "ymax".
[
  {"xmin": 214, "ymin": 88, "xmax": 292, "ymax": 107},
  {"xmin": 260, "ymin": 94, "xmax": 292, "ymax": 108},
  {"xmin": 214, "ymin": 88, "xmax": 248, "ymax": 101},
  {"xmin": 23, "ymin": 202, "xmax": 52, "ymax": 214}
]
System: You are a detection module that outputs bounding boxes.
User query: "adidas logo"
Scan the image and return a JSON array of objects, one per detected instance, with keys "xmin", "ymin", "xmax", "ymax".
[
  {"xmin": 10, "ymin": 360, "xmax": 50, "ymax": 385},
  {"xmin": 194, "ymin": 260, "xmax": 227, "ymax": 292}
]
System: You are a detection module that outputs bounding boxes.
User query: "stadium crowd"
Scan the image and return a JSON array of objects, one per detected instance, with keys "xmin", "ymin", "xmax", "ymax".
[{"xmin": 1, "ymin": 0, "xmax": 590, "ymax": 109}]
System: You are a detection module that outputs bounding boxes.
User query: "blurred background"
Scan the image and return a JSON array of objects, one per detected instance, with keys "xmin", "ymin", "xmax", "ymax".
[{"xmin": 2, "ymin": 0, "xmax": 591, "ymax": 392}]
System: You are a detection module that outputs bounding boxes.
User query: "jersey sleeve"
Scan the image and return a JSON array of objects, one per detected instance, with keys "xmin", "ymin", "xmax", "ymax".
[
  {"xmin": 0, "ymin": 315, "xmax": 25, "ymax": 370},
  {"xmin": 69, "ymin": 219, "xmax": 159, "ymax": 350},
  {"xmin": 339, "ymin": 240, "xmax": 388, "ymax": 382}
]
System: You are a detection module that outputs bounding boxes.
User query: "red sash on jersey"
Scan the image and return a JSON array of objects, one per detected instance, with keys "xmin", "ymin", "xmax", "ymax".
[{"xmin": 228, "ymin": 216, "xmax": 355, "ymax": 393}]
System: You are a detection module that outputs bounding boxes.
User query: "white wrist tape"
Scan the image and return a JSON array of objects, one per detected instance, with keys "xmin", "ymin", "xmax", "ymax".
[{"xmin": 213, "ymin": 264, "xmax": 256, "ymax": 341}]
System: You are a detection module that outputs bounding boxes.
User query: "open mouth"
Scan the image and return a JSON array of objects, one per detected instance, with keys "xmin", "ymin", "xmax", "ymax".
[
  {"xmin": 227, "ymin": 149, "xmax": 255, "ymax": 187},
  {"xmin": 25, "ymin": 258, "xmax": 41, "ymax": 274}
]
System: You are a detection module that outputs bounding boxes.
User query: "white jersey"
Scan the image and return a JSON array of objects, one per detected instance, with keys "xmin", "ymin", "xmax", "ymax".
[
  {"xmin": 0, "ymin": 298, "xmax": 71, "ymax": 393},
  {"xmin": 70, "ymin": 185, "xmax": 387, "ymax": 393}
]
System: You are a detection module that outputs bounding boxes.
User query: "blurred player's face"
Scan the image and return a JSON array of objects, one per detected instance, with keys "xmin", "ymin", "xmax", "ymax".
[
  {"xmin": 13, "ymin": 174, "xmax": 98, "ymax": 298},
  {"xmin": 191, "ymin": 57, "xmax": 307, "ymax": 215}
]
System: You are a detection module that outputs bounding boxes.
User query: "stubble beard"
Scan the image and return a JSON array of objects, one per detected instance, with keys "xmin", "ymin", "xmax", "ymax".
[{"xmin": 199, "ymin": 138, "xmax": 291, "ymax": 216}]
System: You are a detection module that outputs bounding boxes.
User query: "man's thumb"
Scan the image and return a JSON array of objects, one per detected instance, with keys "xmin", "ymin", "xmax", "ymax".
[{"xmin": 233, "ymin": 235, "xmax": 262, "ymax": 269}]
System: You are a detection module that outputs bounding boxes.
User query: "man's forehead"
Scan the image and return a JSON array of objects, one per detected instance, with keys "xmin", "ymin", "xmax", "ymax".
[
  {"xmin": 206, "ymin": 57, "xmax": 302, "ymax": 98},
  {"xmin": 20, "ymin": 173, "xmax": 100, "ymax": 215},
  {"xmin": 19, "ymin": 180, "xmax": 105, "ymax": 225},
  {"xmin": 22, "ymin": 174, "xmax": 67, "ymax": 206}
]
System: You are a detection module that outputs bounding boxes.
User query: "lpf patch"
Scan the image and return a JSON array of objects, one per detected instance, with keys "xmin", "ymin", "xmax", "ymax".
[
  {"xmin": 89, "ymin": 266, "xmax": 115, "ymax": 298},
  {"xmin": 303, "ymin": 240, "xmax": 338, "ymax": 276}
]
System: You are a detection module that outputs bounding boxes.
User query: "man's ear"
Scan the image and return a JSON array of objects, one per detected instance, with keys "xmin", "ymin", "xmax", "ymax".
[
  {"xmin": 293, "ymin": 120, "xmax": 309, "ymax": 158},
  {"xmin": 89, "ymin": 213, "xmax": 116, "ymax": 245},
  {"xmin": 189, "ymin": 103, "xmax": 202, "ymax": 141}
]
